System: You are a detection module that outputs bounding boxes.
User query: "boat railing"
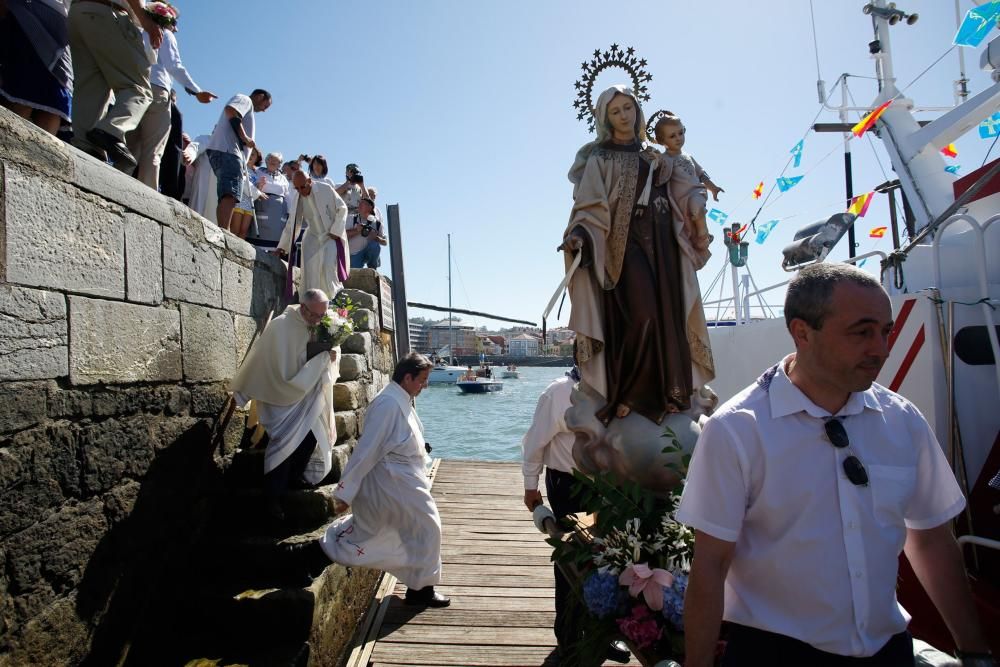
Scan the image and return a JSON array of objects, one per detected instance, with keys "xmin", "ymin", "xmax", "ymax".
[
  {"xmin": 703, "ymin": 251, "xmax": 888, "ymax": 326},
  {"xmin": 932, "ymin": 213, "xmax": 1000, "ymax": 397},
  {"xmin": 958, "ymin": 535, "xmax": 1000, "ymax": 554}
]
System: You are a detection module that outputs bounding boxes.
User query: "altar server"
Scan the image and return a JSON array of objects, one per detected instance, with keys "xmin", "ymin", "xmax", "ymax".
[
  {"xmin": 230, "ymin": 289, "xmax": 339, "ymax": 520},
  {"xmin": 298, "ymin": 353, "xmax": 451, "ymax": 607}
]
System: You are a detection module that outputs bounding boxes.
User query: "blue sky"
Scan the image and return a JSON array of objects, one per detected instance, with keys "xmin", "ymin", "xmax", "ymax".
[{"xmin": 170, "ymin": 1, "xmax": 996, "ymax": 329}]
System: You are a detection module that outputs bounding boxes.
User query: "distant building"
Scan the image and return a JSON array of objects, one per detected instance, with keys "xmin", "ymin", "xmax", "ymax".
[
  {"xmin": 429, "ymin": 319, "xmax": 478, "ymax": 356},
  {"xmin": 508, "ymin": 333, "xmax": 539, "ymax": 357},
  {"xmin": 486, "ymin": 335, "xmax": 507, "ymax": 354},
  {"xmin": 409, "ymin": 320, "xmax": 430, "ymax": 353}
]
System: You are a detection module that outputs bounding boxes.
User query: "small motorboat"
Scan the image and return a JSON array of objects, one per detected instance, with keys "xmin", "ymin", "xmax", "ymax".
[
  {"xmin": 428, "ymin": 363, "xmax": 466, "ymax": 384},
  {"xmin": 501, "ymin": 365, "xmax": 520, "ymax": 379},
  {"xmin": 456, "ymin": 378, "xmax": 504, "ymax": 393}
]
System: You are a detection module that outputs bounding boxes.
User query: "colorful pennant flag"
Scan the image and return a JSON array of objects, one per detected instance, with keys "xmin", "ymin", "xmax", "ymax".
[
  {"xmin": 755, "ymin": 219, "xmax": 779, "ymax": 245},
  {"xmin": 776, "ymin": 176, "xmax": 803, "ymax": 192},
  {"xmin": 852, "ymin": 100, "xmax": 893, "ymax": 137},
  {"xmin": 752, "ymin": 181, "xmax": 764, "ymax": 199},
  {"xmin": 980, "ymin": 112, "xmax": 1000, "ymax": 138},
  {"xmin": 869, "ymin": 226, "xmax": 887, "ymax": 239},
  {"xmin": 954, "ymin": 1, "xmax": 1000, "ymax": 48},
  {"xmin": 847, "ymin": 191, "xmax": 874, "ymax": 218},
  {"xmin": 945, "ymin": 165, "xmax": 961, "ymax": 174},
  {"xmin": 941, "ymin": 143, "xmax": 958, "ymax": 158},
  {"xmin": 790, "ymin": 140, "xmax": 804, "ymax": 168},
  {"xmin": 726, "ymin": 224, "xmax": 749, "ymax": 241},
  {"xmin": 707, "ymin": 208, "xmax": 729, "ymax": 225}
]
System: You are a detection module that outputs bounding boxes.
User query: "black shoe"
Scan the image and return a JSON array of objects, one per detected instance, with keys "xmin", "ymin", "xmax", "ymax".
[
  {"xmin": 282, "ymin": 539, "xmax": 330, "ymax": 580},
  {"xmin": 86, "ymin": 128, "xmax": 137, "ymax": 168},
  {"xmin": 403, "ymin": 586, "xmax": 451, "ymax": 608},
  {"xmin": 542, "ymin": 647, "xmax": 561, "ymax": 666},
  {"xmin": 606, "ymin": 640, "xmax": 631, "ymax": 663}
]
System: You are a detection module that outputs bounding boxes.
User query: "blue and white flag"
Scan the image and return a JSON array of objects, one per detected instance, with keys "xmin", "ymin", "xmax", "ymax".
[
  {"xmin": 945, "ymin": 165, "xmax": 961, "ymax": 174},
  {"xmin": 776, "ymin": 175, "xmax": 804, "ymax": 192},
  {"xmin": 707, "ymin": 208, "xmax": 728, "ymax": 225},
  {"xmin": 980, "ymin": 112, "xmax": 1000, "ymax": 138},
  {"xmin": 954, "ymin": 1, "xmax": 1000, "ymax": 48},
  {"xmin": 755, "ymin": 219, "xmax": 779, "ymax": 244},
  {"xmin": 789, "ymin": 140, "xmax": 804, "ymax": 168}
]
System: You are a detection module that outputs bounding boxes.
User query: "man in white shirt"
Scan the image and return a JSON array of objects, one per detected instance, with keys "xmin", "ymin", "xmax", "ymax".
[
  {"xmin": 206, "ymin": 89, "xmax": 271, "ymax": 232},
  {"xmin": 521, "ymin": 366, "xmax": 631, "ymax": 665},
  {"xmin": 127, "ymin": 24, "xmax": 216, "ymax": 188},
  {"xmin": 677, "ymin": 263, "xmax": 992, "ymax": 667},
  {"xmin": 68, "ymin": 0, "xmax": 163, "ymax": 169}
]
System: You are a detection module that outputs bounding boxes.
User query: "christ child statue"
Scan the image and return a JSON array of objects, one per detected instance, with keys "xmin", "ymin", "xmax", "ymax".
[{"xmin": 653, "ymin": 113, "xmax": 724, "ymax": 269}]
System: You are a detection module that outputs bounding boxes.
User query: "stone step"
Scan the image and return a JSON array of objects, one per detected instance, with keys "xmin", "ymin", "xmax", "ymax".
[
  {"xmin": 208, "ymin": 486, "xmax": 340, "ymax": 539},
  {"xmin": 225, "ymin": 445, "xmax": 351, "ymax": 490}
]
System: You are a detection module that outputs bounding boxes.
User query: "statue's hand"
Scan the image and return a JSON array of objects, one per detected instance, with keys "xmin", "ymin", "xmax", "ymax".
[
  {"xmin": 562, "ymin": 229, "xmax": 593, "ymax": 268},
  {"xmin": 561, "ymin": 235, "xmax": 584, "ymax": 253}
]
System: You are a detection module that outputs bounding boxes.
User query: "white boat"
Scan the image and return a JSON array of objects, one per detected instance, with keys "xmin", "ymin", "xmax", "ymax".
[
  {"xmin": 703, "ymin": 1, "xmax": 999, "ymax": 643},
  {"xmin": 501, "ymin": 365, "xmax": 520, "ymax": 379},
  {"xmin": 427, "ymin": 363, "xmax": 466, "ymax": 384}
]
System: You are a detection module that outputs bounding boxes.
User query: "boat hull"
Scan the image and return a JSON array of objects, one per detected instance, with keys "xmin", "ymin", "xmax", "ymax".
[
  {"xmin": 457, "ymin": 380, "xmax": 503, "ymax": 393},
  {"xmin": 428, "ymin": 366, "xmax": 466, "ymax": 384}
]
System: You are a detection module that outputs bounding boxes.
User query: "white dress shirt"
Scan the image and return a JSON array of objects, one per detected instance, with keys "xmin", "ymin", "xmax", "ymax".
[
  {"xmin": 676, "ymin": 355, "xmax": 965, "ymax": 657},
  {"xmin": 521, "ymin": 375, "xmax": 578, "ymax": 490},
  {"xmin": 146, "ymin": 29, "xmax": 201, "ymax": 93}
]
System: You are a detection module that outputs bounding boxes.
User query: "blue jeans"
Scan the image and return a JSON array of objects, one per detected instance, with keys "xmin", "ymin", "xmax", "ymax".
[
  {"xmin": 207, "ymin": 149, "xmax": 243, "ymax": 201},
  {"xmin": 350, "ymin": 241, "xmax": 382, "ymax": 269}
]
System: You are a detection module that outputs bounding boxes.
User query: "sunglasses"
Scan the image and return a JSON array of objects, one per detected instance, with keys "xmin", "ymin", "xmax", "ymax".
[{"xmin": 823, "ymin": 419, "xmax": 869, "ymax": 486}]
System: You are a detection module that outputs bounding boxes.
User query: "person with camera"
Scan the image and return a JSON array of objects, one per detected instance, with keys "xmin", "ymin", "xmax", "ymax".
[
  {"xmin": 347, "ymin": 196, "xmax": 387, "ymax": 269},
  {"xmin": 336, "ymin": 162, "xmax": 365, "ymax": 214}
]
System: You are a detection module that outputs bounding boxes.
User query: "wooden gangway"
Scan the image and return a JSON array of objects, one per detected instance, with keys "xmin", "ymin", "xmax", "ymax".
[{"xmin": 347, "ymin": 460, "xmax": 641, "ymax": 666}]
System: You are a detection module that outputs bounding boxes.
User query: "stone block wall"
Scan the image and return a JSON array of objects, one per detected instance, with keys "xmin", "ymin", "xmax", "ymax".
[{"xmin": 0, "ymin": 108, "xmax": 395, "ymax": 665}]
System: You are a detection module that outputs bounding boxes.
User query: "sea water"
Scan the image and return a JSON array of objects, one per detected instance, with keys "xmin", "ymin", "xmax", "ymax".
[{"xmin": 415, "ymin": 365, "xmax": 571, "ymax": 462}]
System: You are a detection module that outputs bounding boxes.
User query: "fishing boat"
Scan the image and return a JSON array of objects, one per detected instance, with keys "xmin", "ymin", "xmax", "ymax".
[{"xmin": 704, "ymin": 1, "xmax": 999, "ymax": 651}]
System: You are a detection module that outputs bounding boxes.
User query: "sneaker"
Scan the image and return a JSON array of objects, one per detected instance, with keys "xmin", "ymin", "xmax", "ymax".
[{"xmin": 86, "ymin": 128, "xmax": 137, "ymax": 169}]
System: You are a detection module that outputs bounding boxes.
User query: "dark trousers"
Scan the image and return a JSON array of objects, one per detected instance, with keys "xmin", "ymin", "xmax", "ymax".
[
  {"xmin": 722, "ymin": 624, "xmax": 915, "ymax": 667},
  {"xmin": 263, "ymin": 430, "xmax": 317, "ymax": 497},
  {"xmin": 546, "ymin": 467, "xmax": 584, "ymax": 649}
]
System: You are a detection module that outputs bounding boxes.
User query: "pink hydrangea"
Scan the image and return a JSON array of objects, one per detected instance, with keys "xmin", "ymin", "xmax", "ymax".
[{"xmin": 616, "ymin": 604, "xmax": 662, "ymax": 649}]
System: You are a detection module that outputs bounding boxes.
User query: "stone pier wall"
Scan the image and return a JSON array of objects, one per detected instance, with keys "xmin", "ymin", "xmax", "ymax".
[{"xmin": 0, "ymin": 108, "xmax": 394, "ymax": 665}]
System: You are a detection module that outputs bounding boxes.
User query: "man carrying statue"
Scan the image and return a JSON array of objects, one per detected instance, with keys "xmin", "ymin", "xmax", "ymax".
[{"xmin": 230, "ymin": 288, "xmax": 340, "ymax": 522}]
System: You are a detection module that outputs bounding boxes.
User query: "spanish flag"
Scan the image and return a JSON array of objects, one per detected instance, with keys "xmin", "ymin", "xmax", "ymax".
[
  {"xmin": 847, "ymin": 191, "xmax": 874, "ymax": 217},
  {"xmin": 752, "ymin": 181, "xmax": 764, "ymax": 199},
  {"xmin": 852, "ymin": 100, "xmax": 893, "ymax": 137},
  {"xmin": 941, "ymin": 143, "xmax": 958, "ymax": 158},
  {"xmin": 870, "ymin": 226, "xmax": 887, "ymax": 239}
]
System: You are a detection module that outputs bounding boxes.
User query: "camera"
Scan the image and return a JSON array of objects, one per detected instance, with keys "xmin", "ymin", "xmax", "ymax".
[
  {"xmin": 359, "ymin": 214, "xmax": 378, "ymax": 237},
  {"xmin": 348, "ymin": 172, "xmax": 364, "ymax": 185}
]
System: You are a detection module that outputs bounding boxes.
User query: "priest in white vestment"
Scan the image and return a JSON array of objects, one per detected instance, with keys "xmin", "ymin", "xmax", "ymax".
[
  {"xmin": 230, "ymin": 289, "xmax": 340, "ymax": 520},
  {"xmin": 278, "ymin": 171, "xmax": 349, "ymax": 301},
  {"xmin": 307, "ymin": 353, "xmax": 450, "ymax": 607}
]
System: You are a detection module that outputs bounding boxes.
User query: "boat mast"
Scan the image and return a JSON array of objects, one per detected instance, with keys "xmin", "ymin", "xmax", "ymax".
[{"xmin": 448, "ymin": 233, "xmax": 453, "ymax": 364}]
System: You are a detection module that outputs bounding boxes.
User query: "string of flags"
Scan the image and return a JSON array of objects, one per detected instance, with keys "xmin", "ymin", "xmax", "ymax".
[
  {"xmin": 790, "ymin": 140, "xmax": 804, "ymax": 168},
  {"xmin": 755, "ymin": 219, "xmax": 780, "ymax": 244},
  {"xmin": 852, "ymin": 100, "xmax": 893, "ymax": 137},
  {"xmin": 751, "ymin": 181, "xmax": 764, "ymax": 199},
  {"xmin": 869, "ymin": 226, "xmax": 888, "ymax": 239},
  {"xmin": 776, "ymin": 175, "xmax": 803, "ymax": 192},
  {"xmin": 847, "ymin": 192, "xmax": 874, "ymax": 218}
]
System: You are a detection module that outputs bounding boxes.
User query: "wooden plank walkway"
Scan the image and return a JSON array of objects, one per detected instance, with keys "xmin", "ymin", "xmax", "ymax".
[{"xmin": 353, "ymin": 460, "xmax": 641, "ymax": 667}]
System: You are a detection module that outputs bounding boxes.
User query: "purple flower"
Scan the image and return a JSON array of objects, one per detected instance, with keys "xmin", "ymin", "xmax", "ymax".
[
  {"xmin": 661, "ymin": 571, "xmax": 688, "ymax": 631},
  {"xmin": 583, "ymin": 570, "xmax": 623, "ymax": 618}
]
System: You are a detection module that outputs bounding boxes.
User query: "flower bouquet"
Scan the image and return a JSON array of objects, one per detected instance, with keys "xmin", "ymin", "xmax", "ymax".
[
  {"xmin": 306, "ymin": 295, "xmax": 355, "ymax": 360},
  {"xmin": 547, "ymin": 430, "xmax": 693, "ymax": 666},
  {"xmin": 144, "ymin": 2, "xmax": 179, "ymax": 28}
]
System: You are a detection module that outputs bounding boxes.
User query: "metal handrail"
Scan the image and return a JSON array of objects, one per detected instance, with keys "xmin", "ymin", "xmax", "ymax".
[
  {"xmin": 958, "ymin": 535, "xmax": 1000, "ymax": 553},
  {"xmin": 931, "ymin": 213, "xmax": 1000, "ymax": 397},
  {"xmin": 701, "ymin": 252, "xmax": 888, "ymax": 308}
]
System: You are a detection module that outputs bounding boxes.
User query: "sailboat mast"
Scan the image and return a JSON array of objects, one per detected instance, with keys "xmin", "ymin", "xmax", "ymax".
[{"xmin": 448, "ymin": 234, "xmax": 453, "ymax": 363}]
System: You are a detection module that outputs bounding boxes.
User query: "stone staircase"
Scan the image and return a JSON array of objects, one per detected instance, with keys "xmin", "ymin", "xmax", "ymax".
[{"xmin": 121, "ymin": 272, "xmax": 395, "ymax": 667}]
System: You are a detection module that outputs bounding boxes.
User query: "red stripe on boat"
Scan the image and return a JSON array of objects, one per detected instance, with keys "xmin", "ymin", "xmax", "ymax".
[
  {"xmin": 890, "ymin": 326, "xmax": 925, "ymax": 392},
  {"xmin": 888, "ymin": 298, "xmax": 916, "ymax": 352}
]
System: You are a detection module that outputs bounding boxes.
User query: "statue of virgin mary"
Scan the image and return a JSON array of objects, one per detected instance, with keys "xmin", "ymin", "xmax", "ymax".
[{"xmin": 561, "ymin": 84, "xmax": 715, "ymax": 491}]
